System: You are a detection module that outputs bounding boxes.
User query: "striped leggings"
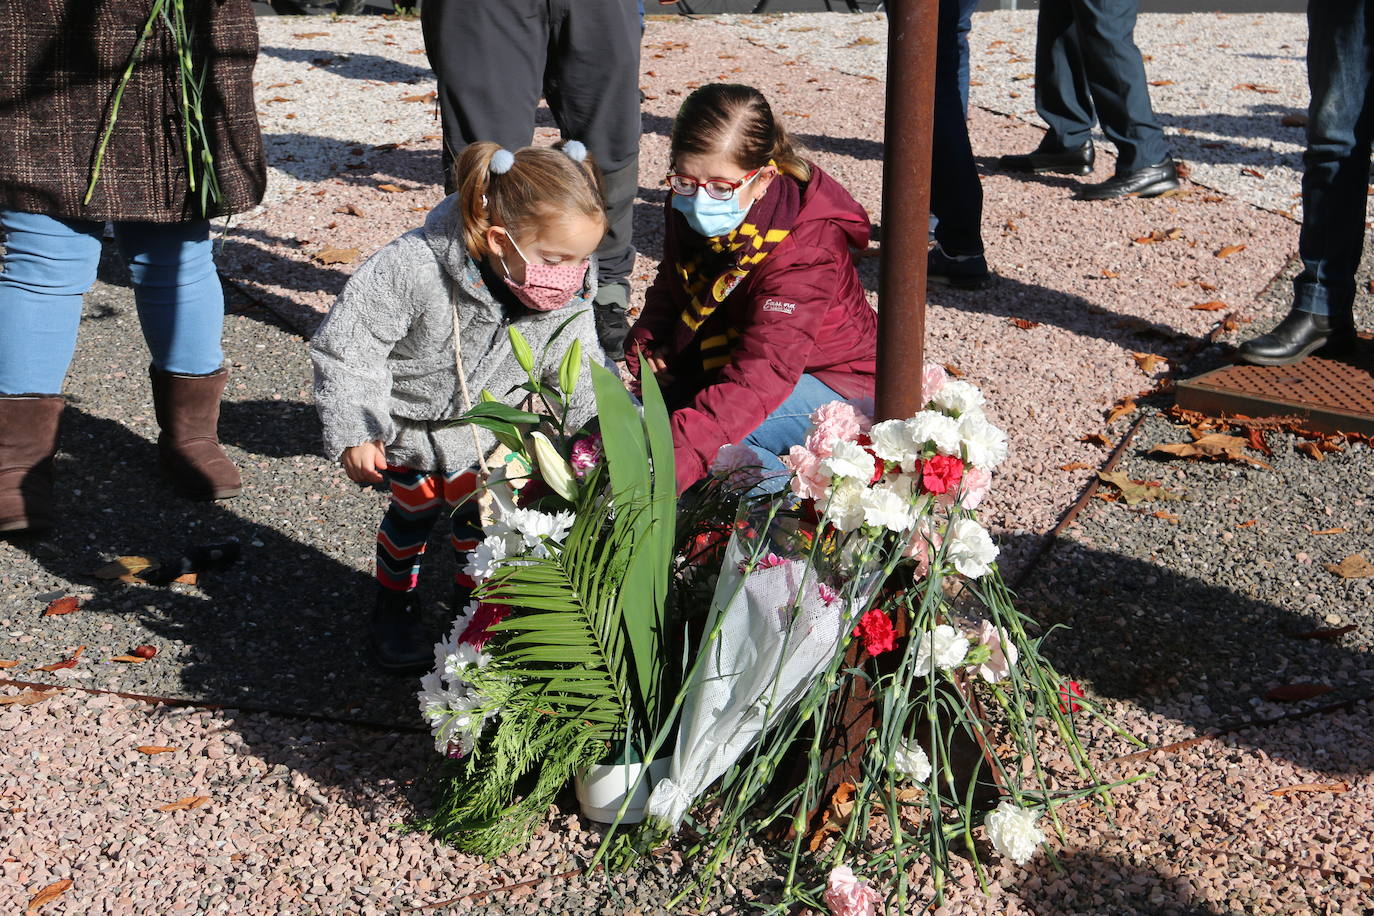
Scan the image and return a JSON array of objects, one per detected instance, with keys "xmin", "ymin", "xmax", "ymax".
[{"xmin": 376, "ymin": 465, "xmax": 482, "ymax": 592}]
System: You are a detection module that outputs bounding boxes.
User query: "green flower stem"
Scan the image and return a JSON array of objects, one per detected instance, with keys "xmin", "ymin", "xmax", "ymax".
[{"xmin": 85, "ymin": 0, "xmax": 168, "ymax": 206}]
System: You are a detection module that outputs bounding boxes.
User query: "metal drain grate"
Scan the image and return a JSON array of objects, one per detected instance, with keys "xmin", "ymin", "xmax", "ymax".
[{"xmin": 1175, "ymin": 336, "xmax": 1374, "ymax": 435}]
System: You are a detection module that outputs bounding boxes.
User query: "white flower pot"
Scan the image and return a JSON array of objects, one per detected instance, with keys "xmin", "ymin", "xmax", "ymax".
[{"xmin": 574, "ymin": 758, "xmax": 670, "ymax": 824}]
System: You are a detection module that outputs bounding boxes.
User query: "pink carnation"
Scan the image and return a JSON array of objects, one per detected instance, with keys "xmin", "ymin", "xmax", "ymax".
[
  {"xmin": 922, "ymin": 363, "xmax": 948, "ymax": 404},
  {"xmin": 818, "ymin": 582, "xmax": 839, "ymax": 606},
  {"xmin": 903, "ymin": 521, "xmax": 942, "ymax": 578},
  {"xmin": 957, "ymin": 466, "xmax": 993, "ymax": 509},
  {"xmin": 710, "ymin": 443, "xmax": 765, "ymax": 491},
  {"xmin": 807, "ymin": 400, "xmax": 873, "ymax": 455},
  {"xmin": 783, "ymin": 445, "xmax": 830, "ymax": 500},
  {"xmin": 824, "ymin": 865, "xmax": 881, "ymax": 916}
]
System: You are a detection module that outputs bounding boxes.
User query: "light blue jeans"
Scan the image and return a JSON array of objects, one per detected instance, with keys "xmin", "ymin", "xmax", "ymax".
[
  {"xmin": 0, "ymin": 211, "xmax": 224, "ymax": 394},
  {"xmin": 741, "ymin": 374, "xmax": 846, "ymax": 495}
]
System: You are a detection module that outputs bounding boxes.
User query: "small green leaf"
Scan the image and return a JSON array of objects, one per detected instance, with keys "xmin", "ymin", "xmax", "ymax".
[{"xmin": 461, "ymin": 401, "xmax": 543, "ymax": 426}]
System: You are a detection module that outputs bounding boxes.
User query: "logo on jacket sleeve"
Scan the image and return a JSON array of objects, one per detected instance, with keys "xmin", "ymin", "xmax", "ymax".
[{"xmin": 762, "ymin": 298, "xmax": 797, "ymax": 315}]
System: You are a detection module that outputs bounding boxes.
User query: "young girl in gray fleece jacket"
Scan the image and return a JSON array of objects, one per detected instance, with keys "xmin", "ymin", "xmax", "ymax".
[{"xmin": 311, "ymin": 141, "xmax": 608, "ymax": 673}]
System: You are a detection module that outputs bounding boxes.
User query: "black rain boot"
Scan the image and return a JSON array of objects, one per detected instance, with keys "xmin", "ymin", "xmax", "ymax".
[
  {"xmin": 1236, "ymin": 308, "xmax": 1357, "ymax": 366},
  {"xmin": 370, "ymin": 588, "xmax": 432, "ymax": 673}
]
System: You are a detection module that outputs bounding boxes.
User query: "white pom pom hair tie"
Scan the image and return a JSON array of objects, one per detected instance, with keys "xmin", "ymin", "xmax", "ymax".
[
  {"xmin": 489, "ymin": 148, "xmax": 515, "ymax": 175},
  {"xmin": 562, "ymin": 140, "xmax": 588, "ymax": 163}
]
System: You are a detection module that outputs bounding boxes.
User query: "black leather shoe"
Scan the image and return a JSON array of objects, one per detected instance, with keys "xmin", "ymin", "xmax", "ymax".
[
  {"xmin": 998, "ymin": 142, "xmax": 1095, "ymax": 176},
  {"xmin": 1236, "ymin": 310, "xmax": 1357, "ymax": 366},
  {"xmin": 370, "ymin": 589, "xmax": 433, "ymax": 673},
  {"xmin": 1078, "ymin": 159, "xmax": 1180, "ymax": 200}
]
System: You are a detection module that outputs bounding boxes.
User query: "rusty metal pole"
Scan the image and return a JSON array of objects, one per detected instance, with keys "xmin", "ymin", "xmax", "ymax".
[
  {"xmin": 875, "ymin": 0, "xmax": 938, "ymax": 423},
  {"xmin": 816, "ymin": 0, "xmax": 941, "ymax": 805}
]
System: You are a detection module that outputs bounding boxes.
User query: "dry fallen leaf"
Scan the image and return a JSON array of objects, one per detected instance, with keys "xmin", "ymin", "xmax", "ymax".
[
  {"xmin": 33, "ymin": 645, "xmax": 85, "ymax": 672},
  {"xmin": 1233, "ymin": 82, "xmax": 1280, "ymax": 93},
  {"xmin": 399, "ymin": 91, "xmax": 436, "ymax": 103},
  {"xmin": 137, "ymin": 746, "xmax": 179, "ymax": 755},
  {"xmin": 942, "ymin": 363, "xmax": 964, "ymax": 378},
  {"xmin": 1150, "ymin": 433, "xmax": 1271, "ymax": 468},
  {"xmin": 1324, "ymin": 554, "xmax": 1374, "ymax": 579},
  {"xmin": 1134, "ymin": 227, "xmax": 1183, "ymax": 244},
  {"xmin": 333, "ymin": 204, "xmax": 366, "ymax": 218},
  {"xmin": 1241, "ymin": 166, "xmax": 1266, "ymax": 179},
  {"xmin": 1215, "ymin": 243, "xmax": 1247, "ymax": 258},
  {"xmin": 25, "ymin": 879, "xmax": 72, "ymax": 913},
  {"xmin": 1263, "ymin": 684, "xmax": 1333, "ymax": 702},
  {"xmin": 1190, "ymin": 300, "xmax": 1229, "ymax": 311},
  {"xmin": 845, "ymin": 35, "xmax": 879, "ymax": 47},
  {"xmin": 1151, "ymin": 510, "xmax": 1180, "ymax": 522},
  {"xmin": 377, "ymin": 183, "xmax": 405, "ymax": 193},
  {"xmin": 1268, "ymin": 782, "xmax": 1349, "ymax": 796},
  {"xmin": 92, "ymin": 556, "xmax": 158, "ymax": 581},
  {"xmin": 1236, "ymin": 519, "xmax": 1258, "ymax": 529},
  {"xmin": 0, "ymin": 689, "xmax": 59, "ymax": 706},
  {"xmin": 1148, "ymin": 79, "xmax": 1174, "ymax": 86},
  {"xmin": 1310, "ymin": 527, "xmax": 1347, "ymax": 536},
  {"xmin": 1098, "ymin": 471, "xmax": 1182, "ymax": 506},
  {"xmin": 292, "ymin": 31, "xmax": 328, "ymax": 38},
  {"xmin": 1246, "ymin": 428, "xmax": 1272, "ymax": 455},
  {"xmin": 1101, "ymin": 269, "xmax": 1119, "ymax": 278},
  {"xmin": 159, "ymin": 795, "xmax": 211, "ymax": 812},
  {"xmin": 110, "ymin": 655, "xmax": 145, "ymax": 664},
  {"xmin": 1296, "ymin": 441, "xmax": 1325, "ymax": 461},
  {"xmin": 1059, "ymin": 462, "xmax": 1094, "ymax": 471},
  {"xmin": 0, "ymin": 659, "xmax": 20, "ymax": 668},
  {"xmin": 1292, "ymin": 624, "xmax": 1357, "ymax": 641},
  {"xmin": 314, "ymin": 247, "xmax": 360, "ymax": 266},
  {"xmin": 1079, "ymin": 433, "xmax": 1113, "ymax": 448},
  {"xmin": 1106, "ymin": 397, "xmax": 1137, "ymax": 425},
  {"xmin": 43, "ymin": 596, "xmax": 80, "ymax": 616},
  {"xmin": 1132, "ymin": 352, "xmax": 1167, "ymax": 374},
  {"xmin": 1281, "ymin": 112, "xmax": 1308, "ymax": 127},
  {"xmin": 1009, "ymin": 318, "xmax": 1040, "ymax": 330}
]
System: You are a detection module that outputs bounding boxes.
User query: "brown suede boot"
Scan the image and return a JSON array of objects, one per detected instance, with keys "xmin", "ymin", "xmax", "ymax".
[
  {"xmin": 149, "ymin": 365, "xmax": 242, "ymax": 500},
  {"xmin": 0, "ymin": 395, "xmax": 64, "ymax": 532}
]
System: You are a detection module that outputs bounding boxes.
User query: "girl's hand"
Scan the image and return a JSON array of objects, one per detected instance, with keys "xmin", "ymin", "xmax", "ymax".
[
  {"xmin": 642, "ymin": 346, "xmax": 673, "ymax": 385},
  {"xmin": 342, "ymin": 440, "xmax": 388, "ymax": 484}
]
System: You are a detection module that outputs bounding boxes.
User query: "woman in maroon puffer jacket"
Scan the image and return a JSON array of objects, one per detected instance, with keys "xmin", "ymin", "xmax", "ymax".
[{"xmin": 626, "ymin": 83, "xmax": 877, "ymax": 494}]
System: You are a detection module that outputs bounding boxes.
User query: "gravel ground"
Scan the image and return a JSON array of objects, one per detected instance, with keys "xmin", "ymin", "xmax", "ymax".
[{"xmin": 4, "ymin": 12, "xmax": 1373, "ymax": 916}]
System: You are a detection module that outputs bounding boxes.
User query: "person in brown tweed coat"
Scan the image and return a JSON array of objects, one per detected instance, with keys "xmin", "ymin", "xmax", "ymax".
[{"xmin": 0, "ymin": 0, "xmax": 267, "ymax": 532}]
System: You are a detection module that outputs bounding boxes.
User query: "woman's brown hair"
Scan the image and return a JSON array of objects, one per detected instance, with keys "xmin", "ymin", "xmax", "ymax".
[
  {"xmin": 670, "ymin": 83, "xmax": 811, "ymax": 183},
  {"xmin": 454, "ymin": 140, "xmax": 607, "ymax": 260}
]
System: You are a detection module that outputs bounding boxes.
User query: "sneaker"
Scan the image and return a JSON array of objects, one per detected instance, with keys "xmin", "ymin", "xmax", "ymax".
[
  {"xmin": 593, "ymin": 283, "xmax": 631, "ymax": 361},
  {"xmin": 928, "ymin": 245, "xmax": 990, "ymax": 290}
]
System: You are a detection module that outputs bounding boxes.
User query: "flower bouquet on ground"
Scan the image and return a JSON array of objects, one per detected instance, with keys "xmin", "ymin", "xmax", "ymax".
[
  {"xmin": 599, "ymin": 368, "xmax": 1142, "ymax": 911},
  {"xmin": 414, "ymin": 323, "xmax": 680, "ymax": 857}
]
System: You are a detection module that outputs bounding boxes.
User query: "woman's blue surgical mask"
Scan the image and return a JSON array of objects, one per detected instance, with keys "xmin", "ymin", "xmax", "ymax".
[{"xmin": 671, "ymin": 170, "xmax": 762, "ymax": 238}]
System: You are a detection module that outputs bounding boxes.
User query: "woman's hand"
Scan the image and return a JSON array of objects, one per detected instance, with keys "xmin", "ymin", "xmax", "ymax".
[{"xmin": 342, "ymin": 440, "xmax": 388, "ymax": 484}]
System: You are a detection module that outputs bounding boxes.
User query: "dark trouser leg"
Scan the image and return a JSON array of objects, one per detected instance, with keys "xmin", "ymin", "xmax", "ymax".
[
  {"xmin": 956, "ymin": 0, "xmax": 979, "ymax": 116},
  {"xmin": 931, "ymin": 0, "xmax": 984, "ymax": 258},
  {"xmin": 1033, "ymin": 0, "xmax": 1096, "ymax": 153},
  {"xmin": 441, "ymin": 467, "xmax": 484, "ymax": 594},
  {"xmin": 1294, "ymin": 0, "xmax": 1374, "ymax": 325},
  {"xmin": 421, "ymin": 0, "xmax": 548, "ymax": 193},
  {"xmin": 546, "ymin": 0, "xmax": 641, "ymax": 357},
  {"xmin": 1066, "ymin": 0, "xmax": 1169, "ymax": 171}
]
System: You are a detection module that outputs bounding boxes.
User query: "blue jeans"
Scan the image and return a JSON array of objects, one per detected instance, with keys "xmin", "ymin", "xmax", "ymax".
[
  {"xmin": 956, "ymin": 0, "xmax": 978, "ymax": 116},
  {"xmin": 741, "ymin": 374, "xmax": 846, "ymax": 494},
  {"xmin": 0, "ymin": 212, "xmax": 224, "ymax": 394},
  {"xmin": 931, "ymin": 0, "xmax": 984, "ymax": 257},
  {"xmin": 1293, "ymin": 1, "xmax": 1373, "ymax": 324}
]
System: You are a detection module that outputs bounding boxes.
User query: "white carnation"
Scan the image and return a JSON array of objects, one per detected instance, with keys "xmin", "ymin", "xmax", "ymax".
[
  {"xmin": 946, "ymin": 518, "xmax": 999, "ymax": 579},
  {"xmin": 819, "ymin": 439, "xmax": 877, "ymax": 483},
  {"xmin": 958, "ymin": 413, "xmax": 1009, "ymax": 471},
  {"xmin": 824, "ymin": 479, "xmax": 868, "ymax": 532},
  {"xmin": 985, "ymin": 800, "xmax": 1045, "ymax": 865},
  {"xmin": 445, "ymin": 601, "xmax": 481, "ymax": 645},
  {"xmin": 930, "ymin": 380, "xmax": 985, "ymax": 418},
  {"xmin": 905, "ymin": 411, "xmax": 962, "ymax": 457},
  {"xmin": 861, "ymin": 485, "xmax": 915, "ymax": 533},
  {"xmin": 894, "ymin": 740, "xmax": 932, "ymax": 783},
  {"xmin": 463, "ymin": 535, "xmax": 508, "ymax": 583},
  {"xmin": 869, "ymin": 419, "xmax": 916, "ymax": 466},
  {"xmin": 914, "ymin": 624, "xmax": 970, "ymax": 675}
]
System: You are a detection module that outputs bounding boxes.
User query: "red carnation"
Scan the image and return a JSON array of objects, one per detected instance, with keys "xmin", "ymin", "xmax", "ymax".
[
  {"xmin": 919, "ymin": 454, "xmax": 965, "ymax": 495},
  {"xmin": 854, "ymin": 609, "xmax": 897, "ymax": 657},
  {"xmin": 1057, "ymin": 680, "xmax": 1085, "ymax": 713}
]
